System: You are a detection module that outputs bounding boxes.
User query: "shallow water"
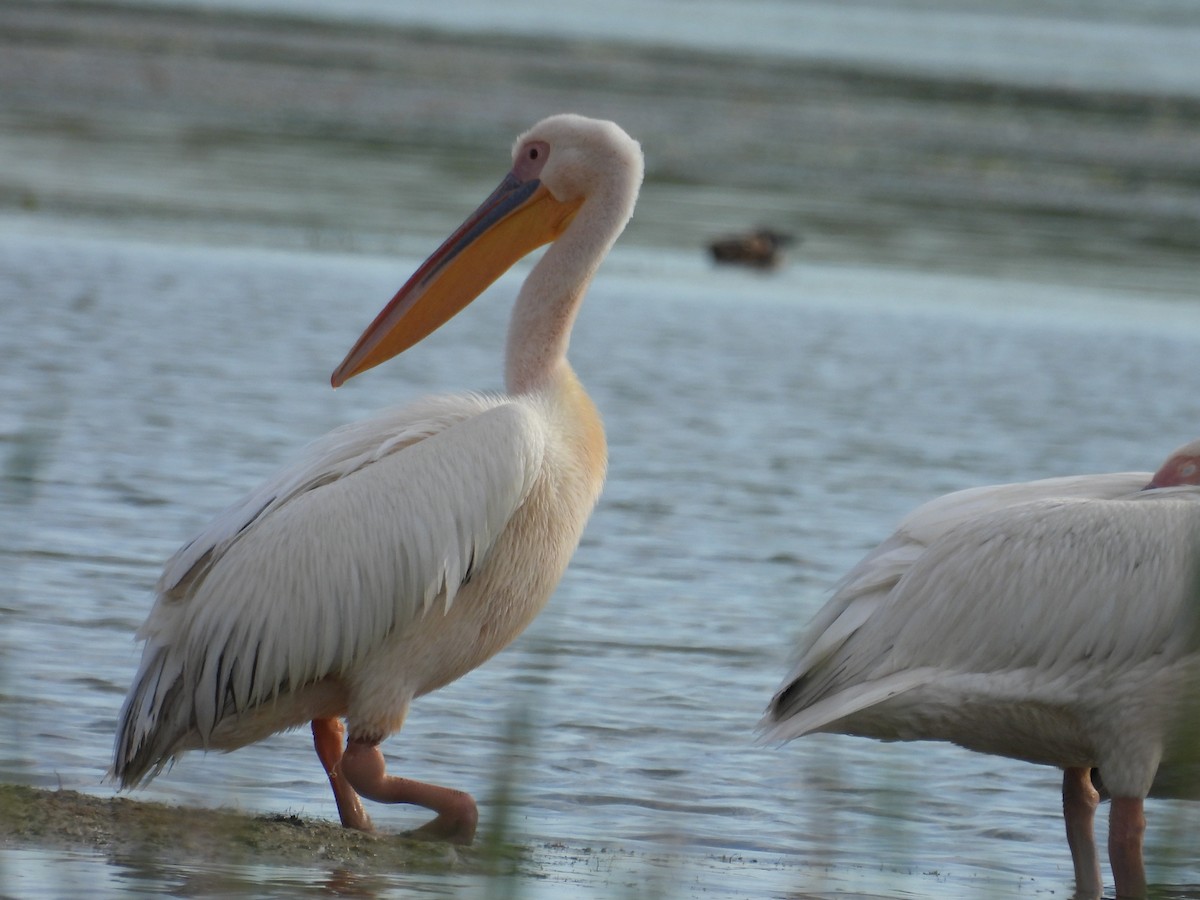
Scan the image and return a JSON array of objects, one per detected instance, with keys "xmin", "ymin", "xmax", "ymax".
[
  {"xmin": 4, "ymin": 231, "xmax": 1200, "ymax": 897},
  {"xmin": 3, "ymin": 0, "xmax": 1200, "ymax": 896}
]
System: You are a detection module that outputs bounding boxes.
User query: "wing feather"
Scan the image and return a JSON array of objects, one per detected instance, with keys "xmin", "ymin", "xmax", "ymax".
[
  {"xmin": 786, "ymin": 472, "xmax": 1154, "ymax": 678},
  {"xmin": 157, "ymin": 394, "xmax": 497, "ymax": 601},
  {"xmin": 114, "ymin": 393, "xmax": 545, "ymax": 784},
  {"xmin": 880, "ymin": 493, "xmax": 1200, "ymax": 674},
  {"xmin": 768, "ymin": 486, "xmax": 1200, "ymax": 737}
]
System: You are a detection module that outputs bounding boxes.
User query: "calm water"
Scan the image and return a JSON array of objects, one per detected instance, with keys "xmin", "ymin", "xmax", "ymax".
[
  {"xmin": 3, "ymin": 0, "xmax": 1200, "ymax": 896},
  {"xmin": 60, "ymin": 0, "xmax": 1200, "ymax": 95},
  {"xmin": 4, "ymin": 233, "xmax": 1200, "ymax": 897}
]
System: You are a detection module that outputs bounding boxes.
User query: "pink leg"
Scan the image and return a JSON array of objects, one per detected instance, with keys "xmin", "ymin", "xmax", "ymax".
[
  {"xmin": 1108, "ymin": 796, "xmax": 1147, "ymax": 899},
  {"xmin": 311, "ymin": 718, "xmax": 373, "ymax": 832},
  {"xmin": 340, "ymin": 737, "xmax": 478, "ymax": 844},
  {"xmin": 1062, "ymin": 767, "xmax": 1102, "ymax": 899}
]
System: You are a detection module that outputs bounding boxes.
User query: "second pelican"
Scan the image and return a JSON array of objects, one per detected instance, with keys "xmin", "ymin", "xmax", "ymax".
[
  {"xmin": 112, "ymin": 114, "xmax": 644, "ymax": 843},
  {"xmin": 764, "ymin": 441, "xmax": 1200, "ymax": 897}
]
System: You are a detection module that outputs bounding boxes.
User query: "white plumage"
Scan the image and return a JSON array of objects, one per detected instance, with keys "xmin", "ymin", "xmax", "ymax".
[
  {"xmin": 113, "ymin": 114, "xmax": 643, "ymax": 843},
  {"xmin": 119, "ymin": 395, "xmax": 539, "ymax": 764},
  {"xmin": 764, "ymin": 440, "xmax": 1200, "ymax": 898}
]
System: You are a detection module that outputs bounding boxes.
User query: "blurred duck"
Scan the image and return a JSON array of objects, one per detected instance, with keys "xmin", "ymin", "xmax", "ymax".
[{"xmin": 708, "ymin": 227, "xmax": 797, "ymax": 268}]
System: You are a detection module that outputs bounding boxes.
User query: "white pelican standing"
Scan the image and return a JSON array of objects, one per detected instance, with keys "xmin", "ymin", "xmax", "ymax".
[
  {"xmin": 763, "ymin": 440, "xmax": 1200, "ymax": 898},
  {"xmin": 112, "ymin": 114, "xmax": 644, "ymax": 843}
]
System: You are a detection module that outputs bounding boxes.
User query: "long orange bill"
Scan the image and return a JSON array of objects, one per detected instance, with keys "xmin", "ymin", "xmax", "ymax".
[{"xmin": 331, "ymin": 172, "xmax": 581, "ymax": 387}]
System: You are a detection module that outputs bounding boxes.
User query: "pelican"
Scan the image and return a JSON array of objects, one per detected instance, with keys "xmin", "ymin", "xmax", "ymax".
[
  {"xmin": 112, "ymin": 114, "xmax": 644, "ymax": 843},
  {"xmin": 763, "ymin": 440, "xmax": 1200, "ymax": 898}
]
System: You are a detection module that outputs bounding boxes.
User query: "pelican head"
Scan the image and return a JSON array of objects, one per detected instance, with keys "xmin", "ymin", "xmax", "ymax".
[
  {"xmin": 1143, "ymin": 437, "xmax": 1200, "ymax": 490},
  {"xmin": 331, "ymin": 114, "xmax": 643, "ymax": 387}
]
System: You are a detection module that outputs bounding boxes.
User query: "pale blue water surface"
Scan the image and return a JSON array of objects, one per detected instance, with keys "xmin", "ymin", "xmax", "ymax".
[{"xmin": 4, "ymin": 233, "xmax": 1200, "ymax": 897}]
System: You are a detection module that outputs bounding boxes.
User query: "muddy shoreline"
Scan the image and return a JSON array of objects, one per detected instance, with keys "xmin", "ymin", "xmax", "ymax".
[{"xmin": 0, "ymin": 783, "xmax": 491, "ymax": 874}]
